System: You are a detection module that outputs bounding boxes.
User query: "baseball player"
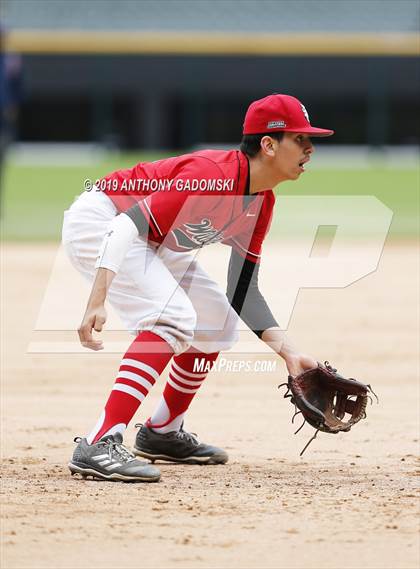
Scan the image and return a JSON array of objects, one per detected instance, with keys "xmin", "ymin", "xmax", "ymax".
[{"xmin": 63, "ymin": 94, "xmax": 333, "ymax": 482}]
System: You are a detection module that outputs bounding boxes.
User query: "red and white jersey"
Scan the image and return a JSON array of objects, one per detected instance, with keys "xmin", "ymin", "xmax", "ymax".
[{"xmin": 101, "ymin": 150, "xmax": 275, "ymax": 264}]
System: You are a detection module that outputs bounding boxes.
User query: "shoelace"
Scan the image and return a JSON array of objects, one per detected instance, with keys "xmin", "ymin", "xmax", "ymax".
[
  {"xmin": 99, "ymin": 439, "xmax": 136, "ymax": 463},
  {"xmin": 175, "ymin": 429, "xmax": 199, "ymax": 446},
  {"xmin": 135, "ymin": 422, "xmax": 200, "ymax": 445}
]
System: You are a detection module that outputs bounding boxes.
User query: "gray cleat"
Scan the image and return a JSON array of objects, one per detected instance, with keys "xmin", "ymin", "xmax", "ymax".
[
  {"xmin": 68, "ymin": 433, "xmax": 161, "ymax": 482},
  {"xmin": 133, "ymin": 422, "xmax": 228, "ymax": 465}
]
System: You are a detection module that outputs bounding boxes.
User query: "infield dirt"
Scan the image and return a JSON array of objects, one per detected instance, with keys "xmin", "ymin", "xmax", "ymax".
[{"xmin": 1, "ymin": 241, "xmax": 419, "ymax": 569}]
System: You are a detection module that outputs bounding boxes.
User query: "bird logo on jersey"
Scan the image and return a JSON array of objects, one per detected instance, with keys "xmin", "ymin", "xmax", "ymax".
[{"xmin": 172, "ymin": 219, "xmax": 223, "ymax": 249}]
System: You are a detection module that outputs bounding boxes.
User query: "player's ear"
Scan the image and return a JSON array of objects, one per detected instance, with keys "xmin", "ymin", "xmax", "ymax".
[{"xmin": 260, "ymin": 135, "xmax": 276, "ymax": 157}]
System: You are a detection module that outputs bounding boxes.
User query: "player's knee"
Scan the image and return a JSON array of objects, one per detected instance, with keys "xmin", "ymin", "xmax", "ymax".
[
  {"xmin": 217, "ymin": 312, "xmax": 239, "ymax": 350},
  {"xmin": 154, "ymin": 296, "xmax": 197, "ymax": 354},
  {"xmin": 223, "ymin": 304, "xmax": 240, "ymax": 339},
  {"xmin": 192, "ymin": 305, "xmax": 239, "ymax": 352},
  {"xmin": 221, "ymin": 327, "xmax": 239, "ymax": 351}
]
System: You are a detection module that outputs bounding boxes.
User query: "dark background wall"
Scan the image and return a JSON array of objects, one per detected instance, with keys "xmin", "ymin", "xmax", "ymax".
[{"xmin": 18, "ymin": 54, "xmax": 420, "ymax": 149}]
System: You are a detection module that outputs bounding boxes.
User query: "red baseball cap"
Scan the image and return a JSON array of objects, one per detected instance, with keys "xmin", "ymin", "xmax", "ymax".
[{"xmin": 243, "ymin": 94, "xmax": 334, "ymax": 137}]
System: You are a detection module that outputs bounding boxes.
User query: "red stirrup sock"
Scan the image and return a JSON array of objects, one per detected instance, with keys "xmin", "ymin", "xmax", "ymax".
[
  {"xmin": 87, "ymin": 331, "xmax": 173, "ymax": 444},
  {"xmin": 148, "ymin": 348, "xmax": 219, "ymax": 433}
]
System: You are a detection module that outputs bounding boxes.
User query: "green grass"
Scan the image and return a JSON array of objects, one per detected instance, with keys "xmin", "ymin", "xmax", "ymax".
[
  {"xmin": 0, "ymin": 153, "xmax": 170, "ymax": 241},
  {"xmin": 277, "ymin": 167, "xmax": 419, "ymax": 238},
  {"xmin": 1, "ymin": 153, "xmax": 418, "ymax": 240}
]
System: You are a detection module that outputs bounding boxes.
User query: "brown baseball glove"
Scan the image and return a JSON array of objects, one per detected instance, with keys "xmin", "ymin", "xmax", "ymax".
[{"xmin": 279, "ymin": 361, "xmax": 378, "ymax": 455}]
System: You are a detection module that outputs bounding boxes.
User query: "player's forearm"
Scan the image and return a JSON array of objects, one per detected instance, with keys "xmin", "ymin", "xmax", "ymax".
[
  {"xmin": 87, "ymin": 268, "xmax": 116, "ymax": 306},
  {"xmin": 226, "ymin": 250, "xmax": 279, "ymax": 337},
  {"xmin": 87, "ymin": 213, "xmax": 138, "ymax": 308},
  {"xmin": 262, "ymin": 327, "xmax": 318, "ymax": 376},
  {"xmin": 261, "ymin": 327, "xmax": 299, "ymax": 359},
  {"xmin": 95, "ymin": 213, "xmax": 139, "ymax": 274}
]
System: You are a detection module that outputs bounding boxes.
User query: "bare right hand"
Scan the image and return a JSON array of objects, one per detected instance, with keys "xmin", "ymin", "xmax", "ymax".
[
  {"xmin": 285, "ymin": 353, "xmax": 318, "ymax": 377},
  {"xmin": 78, "ymin": 304, "xmax": 107, "ymax": 350}
]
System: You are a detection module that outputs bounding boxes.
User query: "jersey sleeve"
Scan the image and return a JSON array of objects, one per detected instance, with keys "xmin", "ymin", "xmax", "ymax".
[
  {"xmin": 124, "ymin": 158, "xmax": 225, "ymax": 240},
  {"xmin": 226, "ymin": 248, "xmax": 278, "ymax": 337}
]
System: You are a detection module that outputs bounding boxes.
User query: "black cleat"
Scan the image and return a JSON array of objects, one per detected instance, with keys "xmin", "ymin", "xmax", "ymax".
[
  {"xmin": 133, "ymin": 423, "xmax": 228, "ymax": 465},
  {"xmin": 68, "ymin": 433, "xmax": 161, "ymax": 482}
]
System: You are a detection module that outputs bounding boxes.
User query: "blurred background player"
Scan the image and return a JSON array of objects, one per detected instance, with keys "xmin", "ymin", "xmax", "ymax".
[{"xmin": 0, "ymin": 26, "xmax": 23, "ymax": 208}]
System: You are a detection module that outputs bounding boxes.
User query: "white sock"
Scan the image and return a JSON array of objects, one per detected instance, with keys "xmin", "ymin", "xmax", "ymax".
[
  {"xmin": 149, "ymin": 397, "xmax": 185, "ymax": 434},
  {"xmin": 86, "ymin": 412, "xmax": 126, "ymax": 444}
]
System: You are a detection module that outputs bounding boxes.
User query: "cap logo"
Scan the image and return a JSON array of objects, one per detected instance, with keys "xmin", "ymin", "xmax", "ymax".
[
  {"xmin": 301, "ymin": 104, "xmax": 310, "ymax": 122},
  {"xmin": 267, "ymin": 120, "xmax": 286, "ymax": 129}
]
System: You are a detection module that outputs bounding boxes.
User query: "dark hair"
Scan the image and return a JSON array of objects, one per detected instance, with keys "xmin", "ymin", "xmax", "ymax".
[{"xmin": 240, "ymin": 132, "xmax": 284, "ymax": 157}]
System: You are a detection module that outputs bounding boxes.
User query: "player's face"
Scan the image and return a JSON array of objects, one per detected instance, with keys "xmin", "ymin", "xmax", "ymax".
[{"xmin": 273, "ymin": 132, "xmax": 314, "ymax": 181}]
